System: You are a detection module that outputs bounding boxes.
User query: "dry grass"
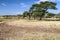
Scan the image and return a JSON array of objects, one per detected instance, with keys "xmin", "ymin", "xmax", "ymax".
[
  {"xmin": 4, "ymin": 32, "xmax": 60, "ymax": 40},
  {"xmin": 1, "ymin": 19, "xmax": 60, "ymax": 40},
  {"xmin": 6, "ymin": 19, "xmax": 60, "ymax": 28}
]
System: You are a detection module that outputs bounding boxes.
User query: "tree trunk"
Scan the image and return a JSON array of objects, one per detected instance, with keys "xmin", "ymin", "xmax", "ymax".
[
  {"xmin": 39, "ymin": 17, "xmax": 42, "ymax": 20},
  {"xmin": 29, "ymin": 15, "xmax": 31, "ymax": 20},
  {"xmin": 34, "ymin": 17, "xmax": 35, "ymax": 20},
  {"xmin": 34, "ymin": 15, "xmax": 36, "ymax": 20}
]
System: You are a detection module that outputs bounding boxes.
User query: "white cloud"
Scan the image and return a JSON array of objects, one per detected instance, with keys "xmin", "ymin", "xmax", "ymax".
[
  {"xmin": 20, "ymin": 3, "xmax": 27, "ymax": 7},
  {"xmin": 40, "ymin": 0, "xmax": 48, "ymax": 2},
  {"xmin": 1, "ymin": 3, "xmax": 7, "ymax": 6},
  {"xmin": 16, "ymin": 12, "xmax": 20, "ymax": 14},
  {"xmin": 16, "ymin": 12, "xmax": 23, "ymax": 15},
  {"xmin": 36, "ymin": 0, "xmax": 48, "ymax": 4}
]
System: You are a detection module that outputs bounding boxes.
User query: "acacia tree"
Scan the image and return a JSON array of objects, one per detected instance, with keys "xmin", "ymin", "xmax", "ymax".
[
  {"xmin": 32, "ymin": 10, "xmax": 42, "ymax": 20},
  {"xmin": 46, "ymin": 13, "xmax": 56, "ymax": 18},
  {"xmin": 23, "ymin": 11, "xmax": 31, "ymax": 20},
  {"xmin": 30, "ymin": 1, "xmax": 57, "ymax": 20}
]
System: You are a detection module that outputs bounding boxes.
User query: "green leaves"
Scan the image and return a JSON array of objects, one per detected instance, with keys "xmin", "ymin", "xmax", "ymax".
[
  {"xmin": 23, "ymin": 1, "xmax": 57, "ymax": 20},
  {"xmin": 46, "ymin": 13, "xmax": 56, "ymax": 18},
  {"xmin": 29, "ymin": 1, "xmax": 57, "ymax": 20},
  {"xmin": 23, "ymin": 11, "xmax": 30, "ymax": 17}
]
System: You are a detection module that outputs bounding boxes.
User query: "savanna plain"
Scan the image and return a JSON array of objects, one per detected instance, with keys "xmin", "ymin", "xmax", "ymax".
[{"xmin": 0, "ymin": 19, "xmax": 60, "ymax": 40}]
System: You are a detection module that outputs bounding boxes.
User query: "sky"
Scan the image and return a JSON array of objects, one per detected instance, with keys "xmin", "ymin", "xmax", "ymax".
[{"xmin": 0, "ymin": 0, "xmax": 60, "ymax": 15}]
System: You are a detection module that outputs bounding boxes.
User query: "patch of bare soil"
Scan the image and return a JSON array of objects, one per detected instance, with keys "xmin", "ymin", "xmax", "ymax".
[
  {"xmin": 0, "ymin": 22, "xmax": 60, "ymax": 34},
  {"xmin": 0, "ymin": 22, "xmax": 60, "ymax": 40}
]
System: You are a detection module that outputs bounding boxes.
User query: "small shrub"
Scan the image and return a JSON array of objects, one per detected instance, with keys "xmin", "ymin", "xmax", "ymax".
[
  {"xmin": 43, "ymin": 18, "xmax": 60, "ymax": 21},
  {"xmin": 0, "ymin": 19, "xmax": 4, "ymax": 22}
]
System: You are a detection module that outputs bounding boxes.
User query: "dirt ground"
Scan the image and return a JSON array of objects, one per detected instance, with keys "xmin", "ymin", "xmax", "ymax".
[{"xmin": 0, "ymin": 20, "xmax": 60, "ymax": 40}]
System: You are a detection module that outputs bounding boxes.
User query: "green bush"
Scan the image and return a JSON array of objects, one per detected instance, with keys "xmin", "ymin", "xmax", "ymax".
[
  {"xmin": 0, "ymin": 18, "xmax": 5, "ymax": 22},
  {"xmin": 43, "ymin": 18, "xmax": 60, "ymax": 21}
]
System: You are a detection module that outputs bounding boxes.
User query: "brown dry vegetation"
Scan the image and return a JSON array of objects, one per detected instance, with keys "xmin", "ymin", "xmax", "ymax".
[{"xmin": 0, "ymin": 19, "xmax": 60, "ymax": 40}]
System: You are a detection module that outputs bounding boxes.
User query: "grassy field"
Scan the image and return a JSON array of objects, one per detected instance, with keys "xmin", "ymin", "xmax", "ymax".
[
  {"xmin": 7, "ymin": 19, "xmax": 60, "ymax": 28},
  {"xmin": 0, "ymin": 19, "xmax": 60, "ymax": 40}
]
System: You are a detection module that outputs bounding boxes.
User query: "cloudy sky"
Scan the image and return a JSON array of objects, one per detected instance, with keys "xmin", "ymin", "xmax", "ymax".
[{"xmin": 0, "ymin": 0, "xmax": 60, "ymax": 15}]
